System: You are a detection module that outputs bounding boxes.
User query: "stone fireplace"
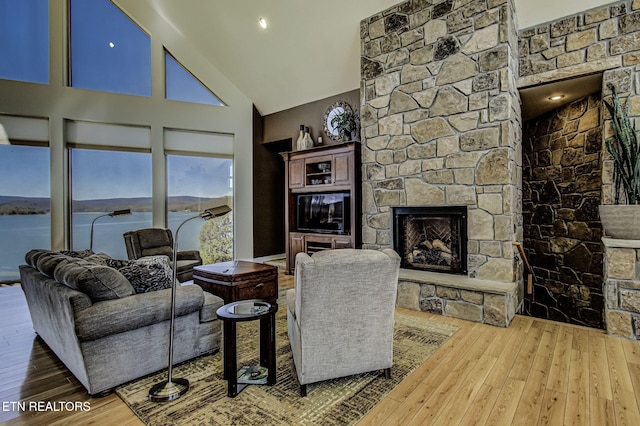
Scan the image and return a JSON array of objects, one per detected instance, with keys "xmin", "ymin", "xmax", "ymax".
[
  {"xmin": 359, "ymin": 0, "xmax": 640, "ymax": 330},
  {"xmin": 392, "ymin": 206, "xmax": 468, "ymax": 274},
  {"xmin": 360, "ymin": 0, "xmax": 522, "ymax": 327}
]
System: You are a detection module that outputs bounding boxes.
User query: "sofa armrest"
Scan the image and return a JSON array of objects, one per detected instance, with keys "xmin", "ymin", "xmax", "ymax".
[
  {"xmin": 177, "ymin": 250, "xmax": 202, "ymax": 262},
  {"xmin": 75, "ymin": 284, "xmax": 204, "ymax": 342}
]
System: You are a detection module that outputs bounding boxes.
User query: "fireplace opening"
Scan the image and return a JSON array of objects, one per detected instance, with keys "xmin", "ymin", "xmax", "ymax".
[{"xmin": 392, "ymin": 206, "xmax": 467, "ymax": 275}]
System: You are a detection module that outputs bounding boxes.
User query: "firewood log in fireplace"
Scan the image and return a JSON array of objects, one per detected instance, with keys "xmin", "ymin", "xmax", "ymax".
[
  {"xmin": 407, "ymin": 239, "xmax": 452, "ymax": 267},
  {"xmin": 432, "ymin": 239, "xmax": 451, "ymax": 254}
]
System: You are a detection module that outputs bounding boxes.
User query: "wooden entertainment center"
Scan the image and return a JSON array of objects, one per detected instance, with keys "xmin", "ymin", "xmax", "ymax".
[{"xmin": 281, "ymin": 142, "xmax": 361, "ymax": 274}]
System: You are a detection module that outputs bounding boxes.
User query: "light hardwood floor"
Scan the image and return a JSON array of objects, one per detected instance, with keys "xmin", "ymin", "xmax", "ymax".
[{"xmin": 2, "ymin": 272, "xmax": 640, "ymax": 425}]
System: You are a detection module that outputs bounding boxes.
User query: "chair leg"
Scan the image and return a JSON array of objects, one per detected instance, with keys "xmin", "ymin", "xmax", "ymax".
[
  {"xmin": 384, "ymin": 367, "xmax": 391, "ymax": 379},
  {"xmin": 300, "ymin": 384, "xmax": 307, "ymax": 397}
]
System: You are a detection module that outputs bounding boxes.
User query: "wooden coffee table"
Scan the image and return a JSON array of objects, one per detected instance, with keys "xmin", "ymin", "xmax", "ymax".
[{"xmin": 193, "ymin": 261, "xmax": 278, "ymax": 304}]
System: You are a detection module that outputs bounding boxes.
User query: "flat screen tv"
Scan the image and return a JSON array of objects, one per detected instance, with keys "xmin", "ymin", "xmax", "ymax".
[{"xmin": 296, "ymin": 192, "xmax": 349, "ymax": 234}]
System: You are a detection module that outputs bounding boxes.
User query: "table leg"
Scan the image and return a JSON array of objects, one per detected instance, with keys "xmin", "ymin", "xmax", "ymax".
[
  {"xmin": 223, "ymin": 321, "xmax": 238, "ymax": 397},
  {"xmin": 260, "ymin": 312, "xmax": 277, "ymax": 385}
]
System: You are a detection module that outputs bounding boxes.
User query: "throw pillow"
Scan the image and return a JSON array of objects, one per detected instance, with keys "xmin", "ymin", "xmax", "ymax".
[
  {"xmin": 25, "ymin": 249, "xmax": 52, "ymax": 268},
  {"xmin": 36, "ymin": 252, "xmax": 72, "ymax": 278},
  {"xmin": 104, "ymin": 256, "xmax": 173, "ymax": 294},
  {"xmin": 54, "ymin": 261, "xmax": 135, "ymax": 302},
  {"xmin": 53, "ymin": 257, "xmax": 88, "ymax": 284},
  {"xmin": 84, "ymin": 253, "xmax": 112, "ymax": 265}
]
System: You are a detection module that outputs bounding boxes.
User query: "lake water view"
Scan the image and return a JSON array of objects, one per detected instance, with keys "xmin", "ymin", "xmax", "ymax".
[{"xmin": 0, "ymin": 212, "xmax": 207, "ymax": 281}]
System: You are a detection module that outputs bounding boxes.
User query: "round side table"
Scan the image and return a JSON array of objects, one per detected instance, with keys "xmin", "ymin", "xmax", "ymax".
[{"xmin": 216, "ymin": 299, "xmax": 278, "ymax": 397}]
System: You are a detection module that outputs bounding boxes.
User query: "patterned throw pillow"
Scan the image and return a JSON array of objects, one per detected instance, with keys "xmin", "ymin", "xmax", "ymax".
[
  {"xmin": 60, "ymin": 249, "xmax": 94, "ymax": 259},
  {"xmin": 104, "ymin": 256, "xmax": 173, "ymax": 294},
  {"xmin": 84, "ymin": 253, "xmax": 112, "ymax": 265}
]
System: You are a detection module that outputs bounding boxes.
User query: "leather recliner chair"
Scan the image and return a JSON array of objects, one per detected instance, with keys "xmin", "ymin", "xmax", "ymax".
[{"xmin": 123, "ymin": 228, "xmax": 202, "ymax": 282}]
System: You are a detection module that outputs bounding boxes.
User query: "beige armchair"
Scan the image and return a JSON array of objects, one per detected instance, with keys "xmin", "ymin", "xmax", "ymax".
[
  {"xmin": 286, "ymin": 248, "xmax": 401, "ymax": 396},
  {"xmin": 123, "ymin": 228, "xmax": 202, "ymax": 282}
]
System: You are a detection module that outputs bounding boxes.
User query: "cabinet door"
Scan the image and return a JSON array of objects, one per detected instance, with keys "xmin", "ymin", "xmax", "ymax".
[
  {"xmin": 333, "ymin": 237, "xmax": 353, "ymax": 249},
  {"xmin": 304, "ymin": 155, "xmax": 333, "ymax": 187},
  {"xmin": 333, "ymin": 153, "xmax": 352, "ymax": 186},
  {"xmin": 304, "ymin": 235, "xmax": 333, "ymax": 255},
  {"xmin": 289, "ymin": 159, "xmax": 305, "ymax": 189}
]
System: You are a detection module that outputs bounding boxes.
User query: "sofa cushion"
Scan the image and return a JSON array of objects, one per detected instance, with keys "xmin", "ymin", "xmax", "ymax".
[
  {"xmin": 200, "ymin": 290, "xmax": 225, "ymax": 323},
  {"xmin": 53, "ymin": 260, "xmax": 135, "ymax": 302},
  {"xmin": 75, "ymin": 284, "xmax": 204, "ymax": 341},
  {"xmin": 103, "ymin": 256, "xmax": 173, "ymax": 293}
]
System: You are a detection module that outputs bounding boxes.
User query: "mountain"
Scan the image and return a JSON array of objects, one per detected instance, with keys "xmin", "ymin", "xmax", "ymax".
[
  {"xmin": 0, "ymin": 196, "xmax": 231, "ymax": 215},
  {"xmin": 0, "ymin": 196, "xmax": 51, "ymax": 215}
]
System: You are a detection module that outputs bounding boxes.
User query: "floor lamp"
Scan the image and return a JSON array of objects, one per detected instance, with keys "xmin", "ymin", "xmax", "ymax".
[
  {"xmin": 89, "ymin": 209, "xmax": 132, "ymax": 252},
  {"xmin": 149, "ymin": 205, "xmax": 232, "ymax": 403}
]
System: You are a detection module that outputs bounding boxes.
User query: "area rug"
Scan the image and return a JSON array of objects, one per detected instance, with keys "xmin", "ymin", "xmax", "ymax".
[{"xmin": 116, "ymin": 308, "xmax": 458, "ymax": 426}]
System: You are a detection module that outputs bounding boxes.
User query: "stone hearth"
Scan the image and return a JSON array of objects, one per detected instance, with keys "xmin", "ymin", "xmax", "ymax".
[{"xmin": 397, "ymin": 269, "xmax": 517, "ymax": 327}]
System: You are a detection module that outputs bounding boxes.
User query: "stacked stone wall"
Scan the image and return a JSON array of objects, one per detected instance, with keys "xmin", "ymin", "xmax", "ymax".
[
  {"xmin": 522, "ymin": 95, "xmax": 605, "ymax": 328},
  {"xmin": 360, "ymin": 0, "xmax": 640, "ymax": 328},
  {"xmin": 518, "ymin": 0, "xmax": 640, "ymax": 205},
  {"xmin": 603, "ymin": 239, "xmax": 640, "ymax": 339},
  {"xmin": 360, "ymin": 0, "xmax": 522, "ymax": 284}
]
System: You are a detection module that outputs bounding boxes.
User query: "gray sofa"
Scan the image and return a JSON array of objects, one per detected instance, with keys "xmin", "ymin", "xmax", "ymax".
[{"xmin": 19, "ymin": 249, "xmax": 223, "ymax": 396}]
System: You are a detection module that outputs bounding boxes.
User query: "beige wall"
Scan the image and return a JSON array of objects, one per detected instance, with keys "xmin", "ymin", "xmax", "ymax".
[{"xmin": 263, "ymin": 90, "xmax": 360, "ymax": 145}]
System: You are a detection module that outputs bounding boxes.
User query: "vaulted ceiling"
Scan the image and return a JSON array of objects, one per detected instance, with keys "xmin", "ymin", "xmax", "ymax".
[{"xmin": 121, "ymin": 0, "xmax": 613, "ymax": 116}]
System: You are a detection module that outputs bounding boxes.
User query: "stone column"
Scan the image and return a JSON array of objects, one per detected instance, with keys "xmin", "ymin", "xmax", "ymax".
[
  {"xmin": 603, "ymin": 237, "xmax": 640, "ymax": 340},
  {"xmin": 360, "ymin": 0, "xmax": 522, "ymax": 283}
]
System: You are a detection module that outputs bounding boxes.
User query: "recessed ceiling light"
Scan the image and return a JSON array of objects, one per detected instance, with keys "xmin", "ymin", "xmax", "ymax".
[
  {"xmin": 549, "ymin": 95, "xmax": 564, "ymax": 101},
  {"xmin": 258, "ymin": 17, "xmax": 268, "ymax": 29}
]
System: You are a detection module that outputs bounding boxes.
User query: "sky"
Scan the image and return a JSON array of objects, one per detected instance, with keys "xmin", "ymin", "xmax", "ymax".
[
  {"xmin": 0, "ymin": 0, "xmax": 230, "ymax": 201},
  {"xmin": 0, "ymin": 0, "xmax": 48, "ymax": 84},
  {"xmin": 0, "ymin": 145, "xmax": 50, "ymax": 198}
]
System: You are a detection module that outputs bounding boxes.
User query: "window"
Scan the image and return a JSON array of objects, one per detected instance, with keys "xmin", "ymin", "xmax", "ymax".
[
  {"xmin": 167, "ymin": 155, "xmax": 233, "ymax": 263},
  {"xmin": 69, "ymin": 0, "xmax": 151, "ymax": 96},
  {"xmin": 70, "ymin": 148, "xmax": 152, "ymax": 257},
  {"xmin": 165, "ymin": 51, "xmax": 225, "ymax": 106},
  {"xmin": 0, "ymin": 144, "xmax": 50, "ymax": 281},
  {"xmin": 0, "ymin": 0, "xmax": 48, "ymax": 84}
]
